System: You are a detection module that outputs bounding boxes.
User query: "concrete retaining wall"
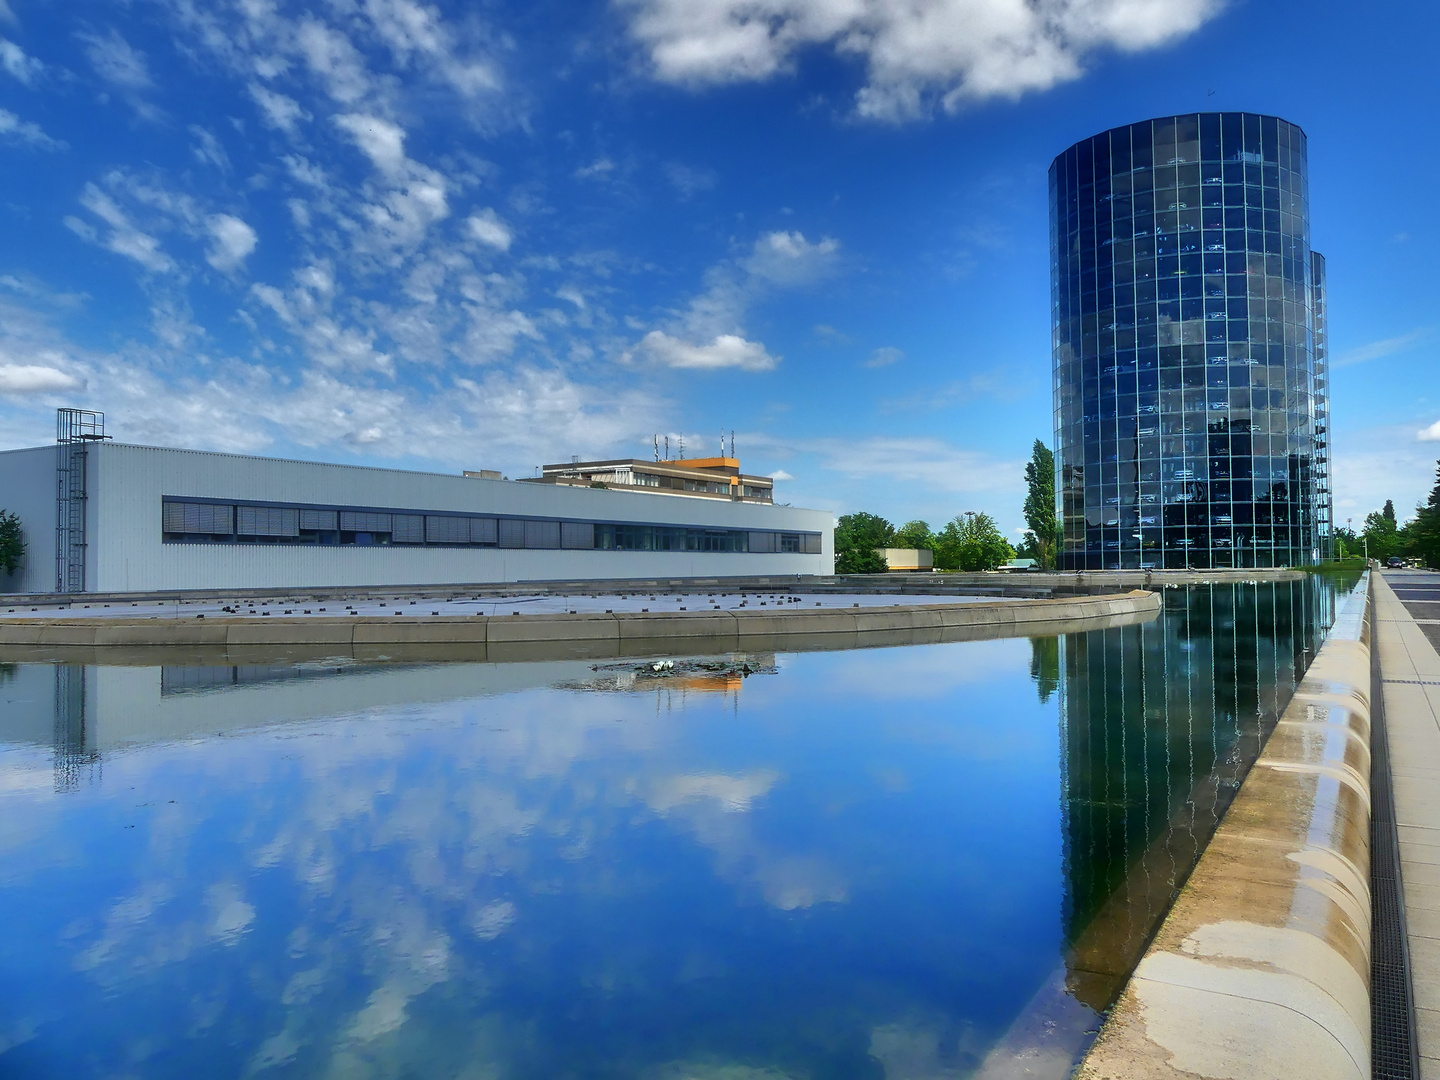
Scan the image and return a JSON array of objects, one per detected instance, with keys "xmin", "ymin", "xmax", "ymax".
[
  {"xmin": 1077, "ymin": 572, "xmax": 1373, "ymax": 1080},
  {"xmin": 0, "ymin": 591, "xmax": 1160, "ymax": 654},
  {"xmin": 0, "ymin": 568, "xmax": 1304, "ymax": 609}
]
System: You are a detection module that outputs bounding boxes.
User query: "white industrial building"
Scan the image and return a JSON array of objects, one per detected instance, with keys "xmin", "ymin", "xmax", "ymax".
[{"xmin": 0, "ymin": 414, "xmax": 832, "ymax": 594}]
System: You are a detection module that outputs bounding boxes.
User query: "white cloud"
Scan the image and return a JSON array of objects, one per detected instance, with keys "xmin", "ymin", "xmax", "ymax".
[
  {"xmin": 866, "ymin": 346, "xmax": 903, "ymax": 368},
  {"xmin": 362, "ymin": 0, "xmax": 501, "ymax": 99},
  {"xmin": 1333, "ymin": 327, "xmax": 1431, "ymax": 368},
  {"xmin": 619, "ymin": 0, "xmax": 1222, "ymax": 120},
  {"xmin": 770, "ymin": 469, "xmax": 794, "ymax": 481},
  {"xmin": 1419, "ymin": 420, "xmax": 1440, "ymax": 443},
  {"xmin": 79, "ymin": 27, "xmax": 153, "ymax": 90},
  {"xmin": 248, "ymin": 84, "xmax": 310, "ymax": 135},
  {"xmin": 189, "ymin": 126, "xmax": 231, "ymax": 172},
  {"xmin": 632, "ymin": 330, "xmax": 778, "ymax": 371},
  {"xmin": 575, "ymin": 157, "xmax": 616, "ymax": 179},
  {"xmin": 743, "ymin": 229, "xmax": 839, "ymax": 286},
  {"xmin": 0, "ymin": 37, "xmax": 42, "ymax": 84},
  {"xmin": 625, "ymin": 229, "xmax": 837, "ymax": 375},
  {"xmin": 466, "ymin": 208, "xmax": 512, "ymax": 251},
  {"xmin": 801, "ymin": 435, "xmax": 1023, "ymax": 495},
  {"xmin": 0, "ymin": 364, "xmax": 82, "ymax": 394},
  {"xmin": 205, "ymin": 215, "xmax": 258, "ymax": 272},
  {"xmin": 665, "ymin": 162, "xmax": 717, "ymax": 198},
  {"xmin": 0, "ymin": 108, "xmax": 61, "ymax": 149},
  {"xmin": 69, "ymin": 184, "xmax": 174, "ymax": 273},
  {"xmin": 333, "ymin": 114, "xmax": 453, "ymax": 258},
  {"xmin": 336, "ymin": 113, "xmax": 409, "ymax": 176},
  {"xmin": 294, "ymin": 18, "xmax": 371, "ymax": 104}
]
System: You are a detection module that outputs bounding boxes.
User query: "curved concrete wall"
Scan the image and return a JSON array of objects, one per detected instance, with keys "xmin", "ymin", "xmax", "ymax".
[
  {"xmin": 1078, "ymin": 573, "xmax": 1373, "ymax": 1080},
  {"xmin": 0, "ymin": 592, "xmax": 1161, "ymax": 659}
]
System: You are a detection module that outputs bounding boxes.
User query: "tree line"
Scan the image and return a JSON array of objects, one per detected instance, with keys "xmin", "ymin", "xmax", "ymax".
[
  {"xmin": 1336, "ymin": 461, "xmax": 1440, "ymax": 567},
  {"xmin": 833, "ymin": 446, "xmax": 1440, "ymax": 574},
  {"xmin": 834, "ymin": 440, "xmax": 1061, "ymax": 574}
]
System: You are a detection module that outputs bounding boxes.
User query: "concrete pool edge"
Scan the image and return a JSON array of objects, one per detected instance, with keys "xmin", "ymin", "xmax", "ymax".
[
  {"xmin": 1077, "ymin": 571, "xmax": 1374, "ymax": 1080},
  {"xmin": 0, "ymin": 590, "xmax": 1160, "ymax": 654}
]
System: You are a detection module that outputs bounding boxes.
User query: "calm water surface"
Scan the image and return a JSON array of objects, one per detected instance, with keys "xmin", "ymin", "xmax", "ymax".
[{"xmin": 0, "ymin": 579, "xmax": 1354, "ymax": 1079}]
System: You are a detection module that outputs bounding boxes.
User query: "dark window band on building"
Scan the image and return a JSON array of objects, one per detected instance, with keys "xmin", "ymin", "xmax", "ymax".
[{"xmin": 160, "ymin": 499, "xmax": 821, "ymax": 555}]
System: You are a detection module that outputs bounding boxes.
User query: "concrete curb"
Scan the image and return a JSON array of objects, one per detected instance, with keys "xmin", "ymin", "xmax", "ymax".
[
  {"xmin": 0, "ymin": 591, "xmax": 1160, "ymax": 651},
  {"xmin": 1077, "ymin": 573, "xmax": 1373, "ymax": 1080}
]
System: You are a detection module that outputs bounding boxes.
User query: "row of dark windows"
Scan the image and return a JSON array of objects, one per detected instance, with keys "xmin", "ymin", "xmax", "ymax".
[
  {"xmin": 1058, "ymin": 324, "xmax": 1312, "ymax": 358},
  {"xmin": 1064, "ymin": 271, "xmax": 1309, "ymax": 304},
  {"xmin": 1056, "ymin": 170, "xmax": 1309, "ymax": 223},
  {"xmin": 1056, "ymin": 257, "xmax": 1311, "ymax": 300},
  {"xmin": 160, "ymin": 500, "xmax": 821, "ymax": 555},
  {"xmin": 1051, "ymin": 115, "xmax": 1307, "ymax": 185},
  {"xmin": 1066, "ymin": 553, "xmax": 1310, "ymax": 570}
]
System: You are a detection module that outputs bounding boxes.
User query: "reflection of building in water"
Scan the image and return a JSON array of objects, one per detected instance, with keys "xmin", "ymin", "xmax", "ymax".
[
  {"xmin": 0, "ymin": 653, "xmax": 776, "ymax": 791},
  {"xmin": 1057, "ymin": 579, "xmax": 1332, "ymax": 1008},
  {"xmin": 2, "ymin": 659, "xmax": 609, "ymax": 790},
  {"xmin": 557, "ymin": 656, "xmax": 775, "ymax": 697}
]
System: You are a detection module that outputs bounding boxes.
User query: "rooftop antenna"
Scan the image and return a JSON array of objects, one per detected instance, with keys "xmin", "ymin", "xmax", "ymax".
[
  {"xmin": 653, "ymin": 435, "xmax": 659, "ymax": 463},
  {"xmin": 664, "ymin": 435, "xmax": 670, "ymax": 460},
  {"xmin": 730, "ymin": 430, "xmax": 735, "ymax": 458},
  {"xmin": 720, "ymin": 431, "xmax": 724, "ymax": 457},
  {"xmin": 677, "ymin": 436, "xmax": 685, "ymax": 458}
]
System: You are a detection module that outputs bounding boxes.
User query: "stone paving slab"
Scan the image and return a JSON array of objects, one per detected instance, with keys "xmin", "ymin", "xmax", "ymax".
[{"xmin": 1376, "ymin": 570, "xmax": 1440, "ymax": 1077}]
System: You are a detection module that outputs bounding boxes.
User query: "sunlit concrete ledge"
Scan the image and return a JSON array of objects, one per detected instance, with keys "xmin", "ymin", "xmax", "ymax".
[
  {"xmin": 1078, "ymin": 572, "xmax": 1373, "ymax": 1080},
  {"xmin": 0, "ymin": 590, "xmax": 1160, "ymax": 654}
]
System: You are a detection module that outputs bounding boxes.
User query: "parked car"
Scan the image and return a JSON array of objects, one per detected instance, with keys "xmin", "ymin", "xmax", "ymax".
[{"xmin": 1388, "ymin": 557, "xmax": 1404, "ymax": 568}]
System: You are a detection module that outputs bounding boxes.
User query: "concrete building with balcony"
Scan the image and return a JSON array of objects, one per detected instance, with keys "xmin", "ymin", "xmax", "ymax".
[{"xmin": 521, "ymin": 456, "xmax": 775, "ymax": 504}]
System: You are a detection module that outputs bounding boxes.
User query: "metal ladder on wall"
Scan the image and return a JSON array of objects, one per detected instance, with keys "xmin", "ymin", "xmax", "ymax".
[{"xmin": 55, "ymin": 408, "xmax": 108, "ymax": 595}]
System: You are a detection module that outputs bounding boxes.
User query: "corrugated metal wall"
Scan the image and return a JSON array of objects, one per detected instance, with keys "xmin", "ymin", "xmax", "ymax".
[{"xmin": 0, "ymin": 445, "xmax": 60, "ymax": 594}]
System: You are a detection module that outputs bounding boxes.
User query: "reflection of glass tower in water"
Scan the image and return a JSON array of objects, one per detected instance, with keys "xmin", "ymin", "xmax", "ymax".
[
  {"xmin": 1051, "ymin": 113, "xmax": 1333, "ymax": 569},
  {"xmin": 1054, "ymin": 580, "xmax": 1331, "ymax": 1008}
]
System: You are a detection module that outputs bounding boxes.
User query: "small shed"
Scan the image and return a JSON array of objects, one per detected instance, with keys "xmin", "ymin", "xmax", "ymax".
[{"xmin": 882, "ymin": 548, "xmax": 934, "ymax": 572}]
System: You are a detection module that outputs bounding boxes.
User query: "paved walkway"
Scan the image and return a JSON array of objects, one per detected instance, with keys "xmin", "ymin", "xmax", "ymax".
[{"xmin": 1376, "ymin": 570, "xmax": 1440, "ymax": 1077}]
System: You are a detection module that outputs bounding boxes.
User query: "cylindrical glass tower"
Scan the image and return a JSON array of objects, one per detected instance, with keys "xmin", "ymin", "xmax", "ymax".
[{"xmin": 1050, "ymin": 113, "xmax": 1332, "ymax": 569}]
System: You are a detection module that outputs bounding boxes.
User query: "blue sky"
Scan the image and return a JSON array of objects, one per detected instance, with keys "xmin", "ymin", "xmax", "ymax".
[{"xmin": 0, "ymin": 0, "xmax": 1435, "ymax": 537}]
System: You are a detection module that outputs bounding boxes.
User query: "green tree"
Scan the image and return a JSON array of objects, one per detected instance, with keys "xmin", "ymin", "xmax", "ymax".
[
  {"xmin": 892, "ymin": 519, "xmax": 936, "ymax": 551},
  {"xmin": 934, "ymin": 512, "xmax": 1014, "ymax": 571},
  {"xmin": 0, "ymin": 510, "xmax": 24, "ymax": 576},
  {"xmin": 1412, "ymin": 460, "xmax": 1440, "ymax": 569},
  {"xmin": 1332, "ymin": 524, "xmax": 1360, "ymax": 561},
  {"xmin": 1362, "ymin": 505, "xmax": 1404, "ymax": 564},
  {"xmin": 1029, "ymin": 636, "xmax": 1060, "ymax": 704},
  {"xmin": 834, "ymin": 511, "xmax": 893, "ymax": 574},
  {"xmin": 1022, "ymin": 440, "xmax": 1059, "ymax": 570}
]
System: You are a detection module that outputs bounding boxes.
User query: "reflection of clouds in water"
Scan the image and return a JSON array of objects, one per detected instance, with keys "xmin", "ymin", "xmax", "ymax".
[
  {"xmin": 7, "ymin": 642, "xmax": 1062, "ymax": 1077},
  {"xmin": 649, "ymin": 771, "xmax": 846, "ymax": 911},
  {"xmin": 647, "ymin": 770, "xmax": 780, "ymax": 813},
  {"xmin": 869, "ymin": 1014, "xmax": 984, "ymax": 1079},
  {"xmin": 73, "ymin": 879, "xmax": 254, "ymax": 983},
  {"xmin": 773, "ymin": 639, "xmax": 1031, "ymax": 702},
  {"xmin": 34, "ymin": 678, "xmax": 860, "ymax": 1070},
  {"xmin": 647, "ymin": 1064, "xmax": 800, "ymax": 1080},
  {"xmin": 472, "ymin": 900, "xmax": 517, "ymax": 940}
]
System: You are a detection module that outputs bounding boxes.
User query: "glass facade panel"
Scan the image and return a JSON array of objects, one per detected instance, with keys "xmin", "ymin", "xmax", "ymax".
[{"xmin": 1051, "ymin": 113, "xmax": 1332, "ymax": 568}]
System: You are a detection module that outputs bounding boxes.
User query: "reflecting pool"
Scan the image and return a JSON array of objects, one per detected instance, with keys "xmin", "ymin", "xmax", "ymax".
[{"xmin": 0, "ymin": 579, "xmax": 1352, "ymax": 1079}]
